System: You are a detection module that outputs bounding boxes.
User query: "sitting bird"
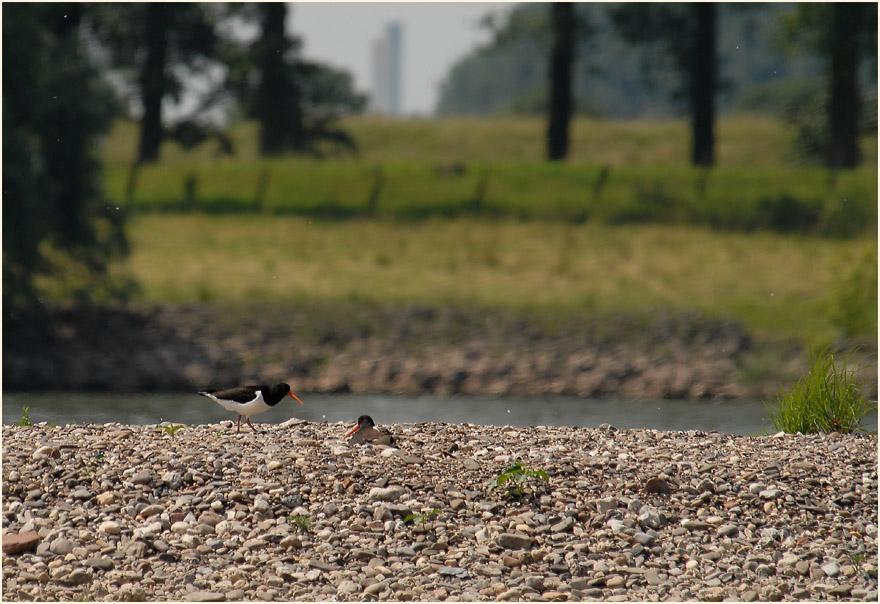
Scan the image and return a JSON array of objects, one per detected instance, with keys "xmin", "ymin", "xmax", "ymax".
[{"xmin": 345, "ymin": 415, "xmax": 395, "ymax": 446}]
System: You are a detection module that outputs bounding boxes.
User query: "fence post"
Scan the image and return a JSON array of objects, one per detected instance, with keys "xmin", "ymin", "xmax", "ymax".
[
  {"xmin": 254, "ymin": 167, "xmax": 271, "ymax": 212},
  {"xmin": 367, "ymin": 165, "xmax": 384, "ymax": 217},
  {"xmin": 184, "ymin": 173, "xmax": 198, "ymax": 210},
  {"xmin": 124, "ymin": 161, "xmax": 141, "ymax": 206}
]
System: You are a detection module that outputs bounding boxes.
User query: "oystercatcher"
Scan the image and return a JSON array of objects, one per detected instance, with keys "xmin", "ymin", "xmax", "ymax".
[
  {"xmin": 198, "ymin": 383, "xmax": 303, "ymax": 433},
  {"xmin": 345, "ymin": 415, "xmax": 395, "ymax": 446}
]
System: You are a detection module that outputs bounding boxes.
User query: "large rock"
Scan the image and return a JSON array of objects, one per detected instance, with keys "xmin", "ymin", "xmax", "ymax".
[
  {"xmin": 2, "ymin": 531, "xmax": 39, "ymax": 555},
  {"xmin": 496, "ymin": 533, "xmax": 532, "ymax": 550}
]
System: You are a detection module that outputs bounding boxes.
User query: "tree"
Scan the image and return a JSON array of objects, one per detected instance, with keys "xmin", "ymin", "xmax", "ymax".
[
  {"xmin": 226, "ymin": 3, "xmax": 366, "ymax": 157},
  {"xmin": 87, "ymin": 3, "xmax": 222, "ymax": 164},
  {"xmin": 828, "ymin": 3, "xmax": 868, "ymax": 168},
  {"xmin": 547, "ymin": 3, "xmax": 575, "ymax": 161},
  {"xmin": 255, "ymin": 3, "xmax": 304, "ymax": 155},
  {"xmin": 777, "ymin": 2, "xmax": 877, "ymax": 168},
  {"xmin": 3, "ymin": 3, "xmax": 128, "ymax": 313},
  {"xmin": 612, "ymin": 3, "xmax": 719, "ymax": 166}
]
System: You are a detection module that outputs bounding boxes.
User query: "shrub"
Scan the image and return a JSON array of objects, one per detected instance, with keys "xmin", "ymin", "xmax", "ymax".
[
  {"xmin": 829, "ymin": 245, "xmax": 878, "ymax": 337},
  {"xmin": 765, "ymin": 345, "xmax": 876, "ymax": 434}
]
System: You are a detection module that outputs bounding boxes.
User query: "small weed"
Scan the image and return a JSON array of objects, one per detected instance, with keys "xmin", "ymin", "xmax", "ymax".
[
  {"xmin": 159, "ymin": 424, "xmax": 185, "ymax": 437},
  {"xmin": 487, "ymin": 459, "xmax": 550, "ymax": 499},
  {"xmin": 17, "ymin": 407, "xmax": 33, "ymax": 427},
  {"xmin": 291, "ymin": 514, "xmax": 311, "ymax": 533},
  {"xmin": 404, "ymin": 509, "xmax": 440, "ymax": 531},
  {"xmin": 765, "ymin": 344, "xmax": 876, "ymax": 435}
]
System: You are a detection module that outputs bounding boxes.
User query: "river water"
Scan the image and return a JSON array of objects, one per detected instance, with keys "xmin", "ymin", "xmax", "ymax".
[{"xmin": 0, "ymin": 391, "xmax": 829, "ymax": 436}]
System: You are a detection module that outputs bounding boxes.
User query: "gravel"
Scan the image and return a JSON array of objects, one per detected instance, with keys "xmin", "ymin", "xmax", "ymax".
[{"xmin": 2, "ymin": 420, "xmax": 877, "ymax": 601}]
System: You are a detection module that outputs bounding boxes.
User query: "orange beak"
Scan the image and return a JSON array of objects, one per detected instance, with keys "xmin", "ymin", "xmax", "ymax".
[
  {"xmin": 287, "ymin": 391, "xmax": 304, "ymax": 405},
  {"xmin": 345, "ymin": 423, "xmax": 360, "ymax": 438}
]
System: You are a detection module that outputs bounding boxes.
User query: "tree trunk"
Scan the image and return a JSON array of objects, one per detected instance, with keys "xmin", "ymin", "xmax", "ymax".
[
  {"xmin": 257, "ymin": 3, "xmax": 303, "ymax": 156},
  {"xmin": 547, "ymin": 3, "xmax": 575, "ymax": 162},
  {"xmin": 827, "ymin": 3, "xmax": 862, "ymax": 169},
  {"xmin": 137, "ymin": 3, "xmax": 168, "ymax": 164},
  {"xmin": 690, "ymin": 3, "xmax": 716, "ymax": 167}
]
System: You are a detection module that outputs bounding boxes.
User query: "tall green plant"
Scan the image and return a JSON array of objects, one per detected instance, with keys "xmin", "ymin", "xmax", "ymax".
[
  {"xmin": 765, "ymin": 345, "xmax": 875, "ymax": 434},
  {"xmin": 830, "ymin": 245, "xmax": 878, "ymax": 337}
]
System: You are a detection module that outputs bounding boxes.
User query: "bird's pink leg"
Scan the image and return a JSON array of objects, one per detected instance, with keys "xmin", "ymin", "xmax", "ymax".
[
  {"xmin": 236, "ymin": 415, "xmax": 242, "ymax": 433},
  {"xmin": 247, "ymin": 417, "xmax": 259, "ymax": 433}
]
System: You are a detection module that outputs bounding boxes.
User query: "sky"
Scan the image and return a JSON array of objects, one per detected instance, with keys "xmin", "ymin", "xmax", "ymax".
[{"xmin": 290, "ymin": 2, "xmax": 515, "ymax": 116}]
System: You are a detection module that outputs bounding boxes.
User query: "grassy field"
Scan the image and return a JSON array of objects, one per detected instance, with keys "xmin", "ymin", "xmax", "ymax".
[
  {"xmin": 103, "ymin": 114, "xmax": 879, "ymax": 168},
  {"xmin": 102, "ymin": 116, "xmax": 878, "ymax": 237},
  {"xmin": 87, "ymin": 115, "xmax": 878, "ymax": 346},
  {"xmin": 124, "ymin": 214, "xmax": 874, "ymax": 343}
]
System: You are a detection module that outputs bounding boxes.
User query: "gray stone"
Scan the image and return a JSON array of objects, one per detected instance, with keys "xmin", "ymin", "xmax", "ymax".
[
  {"xmin": 162, "ymin": 471, "xmax": 183, "ymax": 489},
  {"xmin": 71, "ymin": 488, "xmax": 93, "ymax": 500},
  {"xmin": 49, "ymin": 537, "xmax": 74, "ymax": 555},
  {"xmin": 369, "ymin": 485, "xmax": 405, "ymax": 502},
  {"xmin": 826, "ymin": 584, "xmax": 852, "ymax": 596},
  {"xmin": 759, "ymin": 488, "xmax": 782, "ymax": 499},
  {"xmin": 638, "ymin": 505, "xmax": 665, "ymax": 529},
  {"xmin": 131, "ymin": 470, "xmax": 152, "ymax": 485},
  {"xmin": 595, "ymin": 497, "xmax": 618, "ymax": 514},
  {"xmin": 84, "ymin": 555, "xmax": 114, "ymax": 571},
  {"xmin": 185, "ymin": 591, "xmax": 226, "ymax": 602},
  {"xmin": 820, "ymin": 561, "xmax": 839, "ymax": 577},
  {"xmin": 66, "ymin": 569, "xmax": 92, "ymax": 585},
  {"xmin": 550, "ymin": 516, "xmax": 575, "ymax": 533},
  {"xmin": 439, "ymin": 566, "xmax": 469, "ymax": 579},
  {"xmin": 497, "ymin": 533, "xmax": 532, "ymax": 550}
]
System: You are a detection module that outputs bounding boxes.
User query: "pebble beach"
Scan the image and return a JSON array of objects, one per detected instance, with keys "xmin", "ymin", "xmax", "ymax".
[{"xmin": 2, "ymin": 420, "xmax": 877, "ymax": 602}]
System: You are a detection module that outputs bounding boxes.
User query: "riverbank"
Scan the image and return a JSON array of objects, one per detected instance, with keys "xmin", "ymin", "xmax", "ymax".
[
  {"xmin": 7, "ymin": 302, "xmax": 875, "ymax": 399},
  {"xmin": 2, "ymin": 421, "xmax": 877, "ymax": 602}
]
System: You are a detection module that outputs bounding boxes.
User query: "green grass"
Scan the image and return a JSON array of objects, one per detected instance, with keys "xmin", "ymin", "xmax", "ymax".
[
  {"xmin": 124, "ymin": 214, "xmax": 873, "ymax": 342},
  {"xmin": 765, "ymin": 345, "xmax": 877, "ymax": 434},
  {"xmin": 104, "ymin": 114, "xmax": 877, "ymax": 168},
  {"xmin": 101, "ymin": 116, "xmax": 877, "ymax": 238},
  {"xmin": 486, "ymin": 459, "xmax": 550, "ymax": 499}
]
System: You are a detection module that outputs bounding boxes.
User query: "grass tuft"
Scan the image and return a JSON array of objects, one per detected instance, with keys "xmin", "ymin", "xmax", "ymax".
[{"xmin": 765, "ymin": 345, "xmax": 876, "ymax": 434}]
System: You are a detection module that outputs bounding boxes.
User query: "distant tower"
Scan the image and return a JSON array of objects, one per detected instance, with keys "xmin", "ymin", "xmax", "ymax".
[{"xmin": 370, "ymin": 22, "xmax": 403, "ymax": 116}]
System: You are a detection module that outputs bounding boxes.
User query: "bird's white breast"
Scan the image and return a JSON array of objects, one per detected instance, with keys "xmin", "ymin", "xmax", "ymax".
[{"xmin": 206, "ymin": 390, "xmax": 271, "ymax": 418}]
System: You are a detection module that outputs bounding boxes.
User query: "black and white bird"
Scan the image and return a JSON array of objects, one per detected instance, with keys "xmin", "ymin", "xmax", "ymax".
[
  {"xmin": 198, "ymin": 383, "xmax": 303, "ymax": 433},
  {"xmin": 344, "ymin": 415, "xmax": 396, "ymax": 446}
]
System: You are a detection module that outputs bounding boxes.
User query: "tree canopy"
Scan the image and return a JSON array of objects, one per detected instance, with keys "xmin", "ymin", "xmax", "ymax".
[
  {"xmin": 437, "ymin": 3, "xmax": 828, "ymax": 120},
  {"xmin": 3, "ymin": 3, "xmax": 129, "ymax": 314}
]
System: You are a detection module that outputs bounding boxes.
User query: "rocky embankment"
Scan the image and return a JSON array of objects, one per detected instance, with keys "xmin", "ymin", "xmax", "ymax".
[
  {"xmin": 3, "ymin": 302, "xmax": 822, "ymax": 399},
  {"xmin": 2, "ymin": 422, "xmax": 877, "ymax": 602}
]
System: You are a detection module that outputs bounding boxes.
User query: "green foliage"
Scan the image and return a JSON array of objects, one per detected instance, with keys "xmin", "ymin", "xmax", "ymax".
[
  {"xmin": 2, "ymin": 4, "xmax": 130, "ymax": 313},
  {"xmin": 160, "ymin": 424, "xmax": 186, "ymax": 437},
  {"xmin": 765, "ymin": 345, "xmax": 876, "ymax": 435},
  {"xmin": 16, "ymin": 407, "xmax": 33, "ymax": 427},
  {"xmin": 106, "ymin": 155, "xmax": 877, "ymax": 238},
  {"xmin": 291, "ymin": 514, "xmax": 311, "ymax": 533},
  {"xmin": 487, "ymin": 459, "xmax": 550, "ymax": 499},
  {"xmin": 126, "ymin": 214, "xmax": 872, "ymax": 342},
  {"xmin": 404, "ymin": 509, "xmax": 440, "ymax": 531},
  {"xmin": 829, "ymin": 244, "xmax": 878, "ymax": 337},
  {"xmin": 439, "ymin": 4, "xmax": 828, "ymax": 119}
]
